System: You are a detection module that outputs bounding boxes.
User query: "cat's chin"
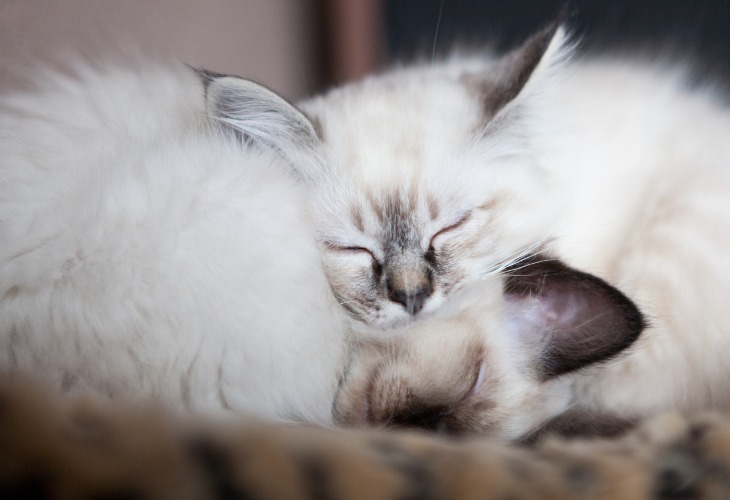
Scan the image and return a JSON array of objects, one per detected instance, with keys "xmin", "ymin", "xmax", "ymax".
[
  {"xmin": 348, "ymin": 292, "xmax": 471, "ymax": 337},
  {"xmin": 349, "ymin": 316, "xmax": 422, "ymax": 339},
  {"xmin": 350, "ymin": 307, "xmax": 469, "ymax": 338}
]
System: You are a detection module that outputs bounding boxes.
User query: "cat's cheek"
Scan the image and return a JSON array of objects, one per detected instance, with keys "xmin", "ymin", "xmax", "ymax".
[
  {"xmin": 321, "ymin": 257, "xmax": 383, "ymax": 322},
  {"xmin": 437, "ymin": 226, "xmax": 501, "ymax": 280},
  {"xmin": 322, "ymin": 256, "xmax": 373, "ymax": 292}
]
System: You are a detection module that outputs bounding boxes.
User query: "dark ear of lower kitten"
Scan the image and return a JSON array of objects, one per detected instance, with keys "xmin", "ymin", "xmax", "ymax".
[
  {"xmin": 516, "ymin": 408, "xmax": 637, "ymax": 446},
  {"xmin": 504, "ymin": 256, "xmax": 646, "ymax": 380}
]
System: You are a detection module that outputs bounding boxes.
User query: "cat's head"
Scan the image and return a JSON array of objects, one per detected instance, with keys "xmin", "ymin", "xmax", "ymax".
[
  {"xmin": 297, "ymin": 24, "xmax": 572, "ymax": 332},
  {"xmin": 201, "ymin": 25, "xmax": 571, "ymax": 333},
  {"xmin": 334, "ymin": 256, "xmax": 645, "ymax": 441}
]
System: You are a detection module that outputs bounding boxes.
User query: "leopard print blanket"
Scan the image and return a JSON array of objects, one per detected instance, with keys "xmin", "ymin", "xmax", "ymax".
[{"xmin": 2, "ymin": 378, "xmax": 728, "ymax": 499}]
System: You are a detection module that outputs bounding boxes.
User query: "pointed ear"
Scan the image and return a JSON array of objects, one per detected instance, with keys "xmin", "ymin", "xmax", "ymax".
[
  {"xmin": 462, "ymin": 22, "xmax": 569, "ymax": 121},
  {"xmin": 503, "ymin": 257, "xmax": 645, "ymax": 380},
  {"xmin": 196, "ymin": 69, "xmax": 321, "ymax": 180}
]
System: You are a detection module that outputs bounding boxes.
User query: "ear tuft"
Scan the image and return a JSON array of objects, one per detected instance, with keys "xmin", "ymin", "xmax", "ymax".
[
  {"xmin": 193, "ymin": 68, "xmax": 321, "ymax": 180},
  {"xmin": 504, "ymin": 256, "xmax": 645, "ymax": 380},
  {"xmin": 462, "ymin": 21, "xmax": 571, "ymax": 120},
  {"xmin": 494, "ymin": 21, "xmax": 563, "ymax": 106},
  {"xmin": 189, "ymin": 67, "xmax": 227, "ymax": 91}
]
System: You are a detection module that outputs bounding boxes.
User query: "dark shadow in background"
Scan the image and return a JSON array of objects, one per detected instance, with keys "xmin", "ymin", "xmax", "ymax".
[{"xmin": 384, "ymin": 1, "xmax": 730, "ymax": 80}]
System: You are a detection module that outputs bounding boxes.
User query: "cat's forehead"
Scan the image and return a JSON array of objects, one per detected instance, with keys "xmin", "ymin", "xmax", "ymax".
[
  {"xmin": 302, "ymin": 66, "xmax": 485, "ymax": 179},
  {"xmin": 336, "ymin": 183, "xmax": 427, "ymax": 239},
  {"xmin": 313, "ymin": 70, "xmax": 482, "ymax": 138}
]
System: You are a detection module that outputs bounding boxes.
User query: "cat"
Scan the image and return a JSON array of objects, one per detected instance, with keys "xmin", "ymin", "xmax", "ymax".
[
  {"xmin": 257, "ymin": 23, "xmax": 729, "ymax": 438},
  {"xmin": 0, "ymin": 62, "xmax": 348, "ymax": 424}
]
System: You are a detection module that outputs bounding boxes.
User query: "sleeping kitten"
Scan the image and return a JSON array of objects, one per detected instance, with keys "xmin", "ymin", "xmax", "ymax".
[
  {"xmin": 0, "ymin": 63, "xmax": 347, "ymax": 424},
  {"xmin": 220, "ymin": 24, "xmax": 729, "ymax": 437}
]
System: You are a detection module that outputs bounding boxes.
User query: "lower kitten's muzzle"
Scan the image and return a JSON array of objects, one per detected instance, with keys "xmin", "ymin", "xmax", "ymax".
[{"xmin": 335, "ymin": 338, "xmax": 489, "ymax": 436}]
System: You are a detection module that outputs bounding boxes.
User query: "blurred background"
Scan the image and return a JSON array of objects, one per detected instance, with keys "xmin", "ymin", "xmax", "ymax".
[{"xmin": 1, "ymin": 0, "xmax": 728, "ymax": 102}]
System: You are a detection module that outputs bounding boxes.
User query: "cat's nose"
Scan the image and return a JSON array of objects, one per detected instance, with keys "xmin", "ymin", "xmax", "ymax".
[
  {"xmin": 385, "ymin": 263, "xmax": 433, "ymax": 315},
  {"xmin": 386, "ymin": 403, "xmax": 452, "ymax": 434},
  {"xmin": 387, "ymin": 284, "xmax": 431, "ymax": 315}
]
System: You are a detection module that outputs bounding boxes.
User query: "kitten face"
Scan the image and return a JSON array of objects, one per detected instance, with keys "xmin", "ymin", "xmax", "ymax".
[
  {"xmin": 334, "ymin": 257, "xmax": 645, "ymax": 440},
  {"xmin": 310, "ymin": 146, "xmax": 551, "ymax": 332},
  {"xmin": 301, "ymin": 65, "xmax": 556, "ymax": 331},
  {"xmin": 334, "ymin": 287, "xmax": 568, "ymax": 440}
]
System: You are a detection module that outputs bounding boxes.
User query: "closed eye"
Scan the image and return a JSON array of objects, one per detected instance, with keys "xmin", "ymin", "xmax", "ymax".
[
  {"xmin": 429, "ymin": 212, "xmax": 471, "ymax": 246},
  {"xmin": 325, "ymin": 242, "xmax": 375, "ymax": 258}
]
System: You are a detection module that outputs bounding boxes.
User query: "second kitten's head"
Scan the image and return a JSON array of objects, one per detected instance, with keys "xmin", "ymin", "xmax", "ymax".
[
  {"xmin": 334, "ymin": 255, "xmax": 645, "ymax": 441},
  {"xmin": 299, "ymin": 24, "xmax": 571, "ymax": 332}
]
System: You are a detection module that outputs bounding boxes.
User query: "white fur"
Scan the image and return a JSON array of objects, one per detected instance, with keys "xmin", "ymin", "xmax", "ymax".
[
  {"xmin": 6, "ymin": 31, "xmax": 730, "ymax": 440},
  {"xmin": 301, "ymin": 30, "xmax": 730, "ymax": 427},
  {"xmin": 550, "ymin": 60, "xmax": 730, "ymax": 416},
  {"xmin": 0, "ymin": 63, "xmax": 347, "ymax": 424},
  {"xmin": 300, "ymin": 45, "xmax": 566, "ymax": 332}
]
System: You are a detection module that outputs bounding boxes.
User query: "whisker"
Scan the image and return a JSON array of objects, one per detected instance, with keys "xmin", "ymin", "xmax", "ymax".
[
  {"xmin": 431, "ymin": 0, "xmax": 446, "ymax": 67},
  {"xmin": 477, "ymin": 239, "xmax": 553, "ymax": 279},
  {"xmin": 496, "ymin": 257, "xmax": 555, "ymax": 276}
]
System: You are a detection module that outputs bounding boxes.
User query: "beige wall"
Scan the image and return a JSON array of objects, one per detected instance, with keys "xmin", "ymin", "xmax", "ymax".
[{"xmin": 0, "ymin": 0, "xmax": 321, "ymax": 100}]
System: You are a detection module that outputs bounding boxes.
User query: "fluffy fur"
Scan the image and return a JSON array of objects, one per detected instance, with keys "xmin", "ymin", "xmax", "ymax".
[
  {"xmin": 294, "ymin": 26, "xmax": 730, "ymax": 435},
  {"xmin": 0, "ymin": 58, "xmax": 573, "ymax": 442},
  {"xmin": 300, "ymin": 26, "xmax": 572, "ymax": 334},
  {"xmin": 0, "ymin": 63, "xmax": 346, "ymax": 423},
  {"xmin": 5, "ymin": 22, "xmax": 730, "ymax": 444}
]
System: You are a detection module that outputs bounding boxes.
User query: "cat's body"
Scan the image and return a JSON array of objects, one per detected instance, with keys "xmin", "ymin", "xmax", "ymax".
[
  {"xmin": 0, "ymin": 64, "xmax": 346, "ymax": 423},
  {"xmin": 544, "ymin": 58, "xmax": 730, "ymax": 417},
  {"xmin": 298, "ymin": 27, "xmax": 730, "ymax": 434}
]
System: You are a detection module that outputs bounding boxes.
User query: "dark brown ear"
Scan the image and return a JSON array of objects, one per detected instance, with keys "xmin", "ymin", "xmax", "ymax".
[
  {"xmin": 503, "ymin": 256, "xmax": 645, "ymax": 380},
  {"xmin": 462, "ymin": 22, "xmax": 567, "ymax": 119}
]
